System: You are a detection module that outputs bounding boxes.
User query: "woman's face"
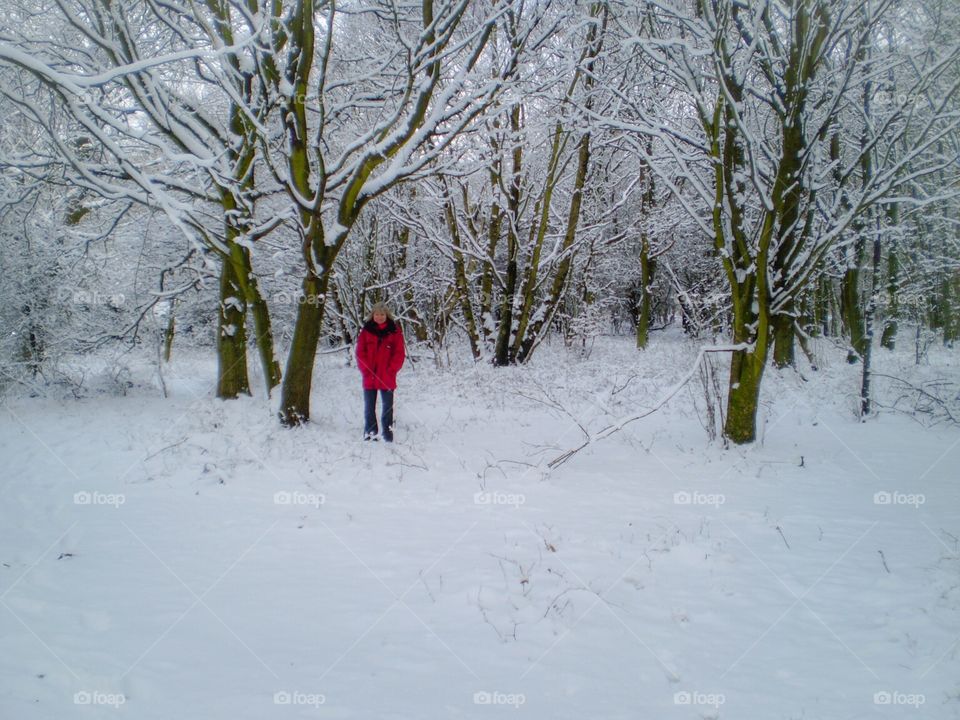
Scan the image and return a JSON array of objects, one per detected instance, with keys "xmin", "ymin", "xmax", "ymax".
[{"xmin": 373, "ymin": 310, "xmax": 386, "ymax": 324}]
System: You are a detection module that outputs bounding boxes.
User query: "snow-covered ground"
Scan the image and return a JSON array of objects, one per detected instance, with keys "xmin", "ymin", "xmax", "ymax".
[{"xmin": 2, "ymin": 333, "xmax": 959, "ymax": 719}]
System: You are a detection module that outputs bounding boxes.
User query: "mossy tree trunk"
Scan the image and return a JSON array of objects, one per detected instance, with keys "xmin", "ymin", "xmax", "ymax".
[
  {"xmin": 635, "ymin": 236, "xmax": 656, "ymax": 350},
  {"xmin": 280, "ymin": 269, "xmax": 330, "ymax": 425},
  {"xmin": 842, "ymin": 237, "xmax": 868, "ymax": 365},
  {"xmin": 216, "ymin": 249, "xmax": 251, "ymax": 399},
  {"xmin": 706, "ymin": 62, "xmax": 771, "ymax": 443},
  {"xmin": 771, "ymin": 306, "xmax": 795, "ymax": 369},
  {"xmin": 634, "ymin": 138, "xmax": 658, "ymax": 351}
]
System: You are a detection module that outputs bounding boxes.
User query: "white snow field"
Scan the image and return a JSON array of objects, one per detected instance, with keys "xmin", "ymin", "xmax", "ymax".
[{"xmin": 1, "ymin": 333, "xmax": 958, "ymax": 719}]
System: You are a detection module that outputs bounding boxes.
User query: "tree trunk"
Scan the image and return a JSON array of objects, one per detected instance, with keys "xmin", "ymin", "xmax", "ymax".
[
  {"xmin": 846, "ymin": 36, "xmax": 873, "ymax": 365},
  {"xmin": 18, "ymin": 298, "xmax": 45, "ymax": 379},
  {"xmin": 724, "ymin": 253, "xmax": 771, "ymax": 444},
  {"xmin": 163, "ymin": 301, "xmax": 176, "ymax": 363},
  {"xmin": 880, "ymin": 208, "xmax": 899, "ymax": 350},
  {"xmin": 813, "ymin": 273, "xmax": 832, "ymax": 337},
  {"xmin": 444, "ymin": 187, "xmax": 481, "ymax": 360},
  {"xmin": 771, "ymin": 303, "xmax": 796, "ymax": 368},
  {"xmin": 724, "ymin": 338, "xmax": 769, "ymax": 444},
  {"xmin": 216, "ymin": 253, "xmax": 251, "ymax": 398},
  {"xmin": 945, "ymin": 272, "xmax": 960, "ymax": 347},
  {"xmin": 860, "ymin": 215, "xmax": 882, "ymax": 416},
  {"xmin": 279, "ymin": 273, "xmax": 329, "ymax": 425},
  {"xmin": 451, "ymin": 237, "xmax": 482, "ymax": 361},
  {"xmin": 493, "ymin": 245, "xmax": 517, "ymax": 366},
  {"xmin": 636, "ymin": 238, "xmax": 655, "ymax": 349},
  {"xmin": 841, "ymin": 248, "xmax": 866, "ymax": 363},
  {"xmin": 231, "ymin": 242, "xmax": 282, "ymax": 393},
  {"xmin": 478, "ymin": 202, "xmax": 501, "ymax": 348},
  {"xmin": 493, "ymin": 104, "xmax": 523, "ymax": 367}
]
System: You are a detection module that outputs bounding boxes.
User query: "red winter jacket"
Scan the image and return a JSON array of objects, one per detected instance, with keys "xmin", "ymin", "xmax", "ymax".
[{"xmin": 356, "ymin": 320, "xmax": 405, "ymax": 390}]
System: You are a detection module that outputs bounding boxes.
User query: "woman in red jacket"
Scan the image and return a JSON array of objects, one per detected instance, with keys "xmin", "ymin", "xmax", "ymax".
[{"xmin": 355, "ymin": 302, "xmax": 406, "ymax": 441}]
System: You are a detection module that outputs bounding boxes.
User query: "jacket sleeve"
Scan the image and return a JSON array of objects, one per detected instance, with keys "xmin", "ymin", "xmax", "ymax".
[
  {"xmin": 390, "ymin": 327, "xmax": 406, "ymax": 374},
  {"xmin": 356, "ymin": 330, "xmax": 373, "ymax": 376}
]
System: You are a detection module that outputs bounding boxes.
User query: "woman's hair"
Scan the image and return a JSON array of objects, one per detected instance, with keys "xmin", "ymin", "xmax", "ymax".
[{"xmin": 366, "ymin": 302, "xmax": 395, "ymax": 322}]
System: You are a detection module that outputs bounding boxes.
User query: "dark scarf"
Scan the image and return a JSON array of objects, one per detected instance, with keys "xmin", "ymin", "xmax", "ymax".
[{"xmin": 363, "ymin": 318, "xmax": 397, "ymax": 338}]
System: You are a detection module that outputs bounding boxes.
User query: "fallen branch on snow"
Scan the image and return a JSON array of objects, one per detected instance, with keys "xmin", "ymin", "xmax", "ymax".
[{"xmin": 547, "ymin": 344, "xmax": 749, "ymax": 469}]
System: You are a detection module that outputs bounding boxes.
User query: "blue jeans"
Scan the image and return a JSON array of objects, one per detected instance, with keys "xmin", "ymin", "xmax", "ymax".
[{"xmin": 363, "ymin": 389, "xmax": 394, "ymax": 440}]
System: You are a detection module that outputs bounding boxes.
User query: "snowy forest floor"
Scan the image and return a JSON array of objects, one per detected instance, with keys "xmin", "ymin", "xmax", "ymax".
[{"xmin": 2, "ymin": 331, "xmax": 959, "ymax": 719}]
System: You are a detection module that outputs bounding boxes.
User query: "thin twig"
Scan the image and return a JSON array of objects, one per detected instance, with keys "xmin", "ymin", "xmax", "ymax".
[{"xmin": 776, "ymin": 525, "xmax": 790, "ymax": 550}]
